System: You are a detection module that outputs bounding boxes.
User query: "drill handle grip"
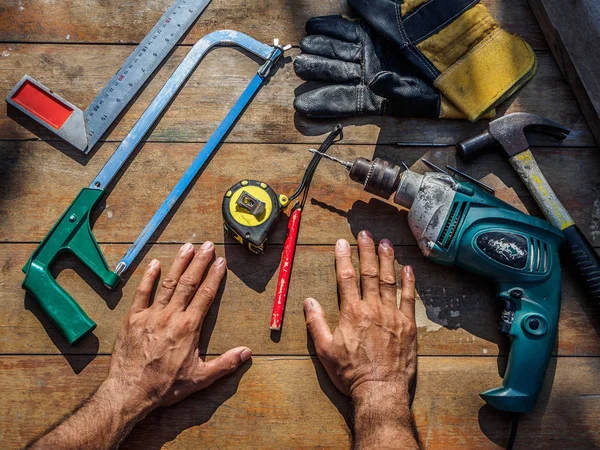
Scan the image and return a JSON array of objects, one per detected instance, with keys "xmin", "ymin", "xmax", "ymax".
[
  {"xmin": 481, "ymin": 286, "xmax": 559, "ymax": 413},
  {"xmin": 563, "ymin": 224, "xmax": 600, "ymax": 301},
  {"xmin": 481, "ymin": 325, "xmax": 552, "ymax": 413},
  {"xmin": 456, "ymin": 130, "xmax": 497, "ymax": 162}
]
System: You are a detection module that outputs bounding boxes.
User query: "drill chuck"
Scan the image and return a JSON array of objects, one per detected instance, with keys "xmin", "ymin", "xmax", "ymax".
[
  {"xmin": 348, "ymin": 157, "xmax": 425, "ymax": 210},
  {"xmin": 349, "ymin": 157, "xmax": 403, "ymax": 200}
]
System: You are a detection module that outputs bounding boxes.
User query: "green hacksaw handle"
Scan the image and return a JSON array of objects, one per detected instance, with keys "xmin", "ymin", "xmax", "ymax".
[{"xmin": 22, "ymin": 188, "xmax": 120, "ymax": 344}]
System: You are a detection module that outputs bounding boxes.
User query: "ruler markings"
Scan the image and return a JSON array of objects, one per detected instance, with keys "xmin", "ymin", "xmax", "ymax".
[{"xmin": 84, "ymin": 0, "xmax": 211, "ymax": 149}]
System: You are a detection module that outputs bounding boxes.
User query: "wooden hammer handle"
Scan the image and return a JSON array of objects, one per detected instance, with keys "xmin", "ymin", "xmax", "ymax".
[
  {"xmin": 509, "ymin": 149, "xmax": 574, "ymax": 230},
  {"xmin": 510, "ymin": 149, "xmax": 600, "ymax": 301}
]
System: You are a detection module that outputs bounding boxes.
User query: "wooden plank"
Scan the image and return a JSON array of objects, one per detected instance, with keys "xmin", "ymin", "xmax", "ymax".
[
  {"xmin": 1, "ymin": 243, "xmax": 598, "ymax": 356},
  {"xmin": 0, "ymin": 46, "xmax": 593, "ymax": 146},
  {"xmin": 1, "ymin": 355, "xmax": 600, "ymax": 449},
  {"xmin": 0, "ymin": 0, "xmax": 547, "ymax": 50},
  {"xmin": 2, "ymin": 142, "xmax": 600, "ymax": 245},
  {"xmin": 529, "ymin": 0, "xmax": 600, "ymax": 146}
]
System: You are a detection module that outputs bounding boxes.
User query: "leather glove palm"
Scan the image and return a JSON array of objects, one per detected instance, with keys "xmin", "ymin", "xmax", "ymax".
[{"xmin": 293, "ymin": 15, "xmax": 465, "ymax": 119}]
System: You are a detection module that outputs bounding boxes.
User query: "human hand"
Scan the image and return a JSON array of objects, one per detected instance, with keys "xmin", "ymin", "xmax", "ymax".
[
  {"xmin": 304, "ymin": 231, "xmax": 418, "ymax": 448},
  {"xmin": 104, "ymin": 242, "xmax": 251, "ymax": 414}
]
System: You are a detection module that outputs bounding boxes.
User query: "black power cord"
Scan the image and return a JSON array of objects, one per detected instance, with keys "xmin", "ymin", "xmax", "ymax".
[
  {"xmin": 507, "ymin": 414, "xmax": 519, "ymax": 450},
  {"xmin": 288, "ymin": 124, "xmax": 343, "ymax": 207}
]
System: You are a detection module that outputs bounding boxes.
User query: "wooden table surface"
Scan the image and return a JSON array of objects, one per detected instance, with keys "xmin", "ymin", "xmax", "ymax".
[{"xmin": 1, "ymin": 0, "xmax": 600, "ymax": 448}]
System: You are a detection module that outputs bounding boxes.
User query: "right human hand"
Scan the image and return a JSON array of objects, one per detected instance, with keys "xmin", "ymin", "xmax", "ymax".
[
  {"xmin": 304, "ymin": 231, "xmax": 417, "ymax": 400},
  {"xmin": 304, "ymin": 231, "xmax": 419, "ymax": 448}
]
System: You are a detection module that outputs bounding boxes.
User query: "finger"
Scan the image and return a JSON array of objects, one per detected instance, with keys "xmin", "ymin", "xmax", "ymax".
[
  {"xmin": 130, "ymin": 259, "xmax": 160, "ymax": 314},
  {"xmin": 357, "ymin": 230, "xmax": 380, "ymax": 303},
  {"xmin": 306, "ymin": 15, "xmax": 360, "ymax": 43},
  {"xmin": 304, "ymin": 298, "xmax": 333, "ymax": 359},
  {"xmin": 400, "ymin": 265, "xmax": 416, "ymax": 320},
  {"xmin": 200, "ymin": 346, "xmax": 252, "ymax": 387},
  {"xmin": 294, "ymin": 85, "xmax": 381, "ymax": 117},
  {"xmin": 300, "ymin": 35, "xmax": 361, "ymax": 63},
  {"xmin": 335, "ymin": 238, "xmax": 360, "ymax": 311},
  {"xmin": 168, "ymin": 241, "xmax": 216, "ymax": 311},
  {"xmin": 294, "ymin": 54, "xmax": 361, "ymax": 83},
  {"xmin": 186, "ymin": 256, "xmax": 227, "ymax": 323},
  {"xmin": 378, "ymin": 239, "xmax": 397, "ymax": 307},
  {"xmin": 152, "ymin": 243, "xmax": 195, "ymax": 308}
]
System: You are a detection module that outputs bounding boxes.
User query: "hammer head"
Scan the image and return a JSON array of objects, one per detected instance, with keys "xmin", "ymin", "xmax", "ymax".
[{"xmin": 457, "ymin": 112, "xmax": 570, "ymax": 161}]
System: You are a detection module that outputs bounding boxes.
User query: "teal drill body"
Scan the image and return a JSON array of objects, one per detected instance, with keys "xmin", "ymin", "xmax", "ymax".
[
  {"xmin": 328, "ymin": 154, "xmax": 566, "ymax": 413},
  {"xmin": 422, "ymin": 178, "xmax": 564, "ymax": 413}
]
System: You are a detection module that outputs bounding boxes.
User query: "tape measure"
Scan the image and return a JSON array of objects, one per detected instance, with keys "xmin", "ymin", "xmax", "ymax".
[
  {"xmin": 222, "ymin": 125, "xmax": 343, "ymax": 256},
  {"xmin": 6, "ymin": 0, "xmax": 212, "ymax": 153},
  {"xmin": 222, "ymin": 180, "xmax": 289, "ymax": 254}
]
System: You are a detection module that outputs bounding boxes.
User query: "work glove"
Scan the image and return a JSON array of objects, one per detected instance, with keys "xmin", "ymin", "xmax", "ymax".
[
  {"xmin": 347, "ymin": 0, "xmax": 537, "ymax": 121},
  {"xmin": 294, "ymin": 15, "xmax": 468, "ymax": 119}
]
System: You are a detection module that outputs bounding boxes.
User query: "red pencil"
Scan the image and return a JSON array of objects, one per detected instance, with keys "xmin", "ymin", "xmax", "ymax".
[{"xmin": 270, "ymin": 205, "xmax": 302, "ymax": 330}]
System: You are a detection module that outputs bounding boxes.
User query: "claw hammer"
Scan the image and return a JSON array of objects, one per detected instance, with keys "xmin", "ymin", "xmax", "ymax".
[{"xmin": 457, "ymin": 112, "xmax": 600, "ymax": 301}]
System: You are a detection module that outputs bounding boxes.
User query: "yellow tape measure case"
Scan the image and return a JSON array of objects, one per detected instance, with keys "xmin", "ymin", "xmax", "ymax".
[{"xmin": 222, "ymin": 180, "xmax": 289, "ymax": 254}]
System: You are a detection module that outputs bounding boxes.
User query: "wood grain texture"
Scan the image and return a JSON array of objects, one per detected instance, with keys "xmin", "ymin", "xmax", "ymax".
[
  {"xmin": 1, "ymin": 1, "xmax": 599, "ymax": 448},
  {"xmin": 2, "ymin": 142, "xmax": 600, "ymax": 245},
  {"xmin": 1, "ymin": 243, "xmax": 598, "ymax": 356},
  {"xmin": 529, "ymin": 0, "xmax": 600, "ymax": 146},
  {"xmin": 1, "ymin": 355, "xmax": 600, "ymax": 450},
  {"xmin": 0, "ymin": 47, "xmax": 593, "ymax": 145},
  {"xmin": 0, "ymin": 0, "xmax": 548, "ymax": 49}
]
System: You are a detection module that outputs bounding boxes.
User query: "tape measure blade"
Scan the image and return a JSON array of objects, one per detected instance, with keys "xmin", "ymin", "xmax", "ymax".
[{"xmin": 83, "ymin": 0, "xmax": 212, "ymax": 152}]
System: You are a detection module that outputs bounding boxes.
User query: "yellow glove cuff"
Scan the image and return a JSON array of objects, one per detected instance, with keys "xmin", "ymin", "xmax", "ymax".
[
  {"xmin": 416, "ymin": 4, "xmax": 537, "ymax": 121},
  {"xmin": 439, "ymin": 97, "xmax": 496, "ymax": 120},
  {"xmin": 434, "ymin": 27, "xmax": 536, "ymax": 121}
]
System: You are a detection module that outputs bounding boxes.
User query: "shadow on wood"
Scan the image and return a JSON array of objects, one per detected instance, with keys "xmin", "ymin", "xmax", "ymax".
[
  {"xmin": 23, "ymin": 291, "xmax": 100, "ymax": 373},
  {"xmin": 223, "ymin": 240, "xmax": 281, "ymax": 294},
  {"xmin": 121, "ymin": 360, "xmax": 253, "ymax": 450}
]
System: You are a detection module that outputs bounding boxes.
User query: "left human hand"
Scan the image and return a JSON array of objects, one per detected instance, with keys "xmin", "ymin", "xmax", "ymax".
[{"xmin": 104, "ymin": 241, "xmax": 252, "ymax": 412}]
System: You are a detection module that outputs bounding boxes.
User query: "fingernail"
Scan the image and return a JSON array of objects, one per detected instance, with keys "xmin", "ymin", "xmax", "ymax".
[
  {"xmin": 181, "ymin": 242, "xmax": 194, "ymax": 253},
  {"xmin": 201, "ymin": 240, "xmax": 213, "ymax": 251},
  {"xmin": 148, "ymin": 259, "xmax": 159, "ymax": 269},
  {"xmin": 215, "ymin": 257, "xmax": 225, "ymax": 267},
  {"xmin": 304, "ymin": 298, "xmax": 315, "ymax": 310},
  {"xmin": 360, "ymin": 230, "xmax": 373, "ymax": 239},
  {"xmin": 380, "ymin": 239, "xmax": 392, "ymax": 249},
  {"xmin": 404, "ymin": 265, "xmax": 413, "ymax": 276},
  {"xmin": 336, "ymin": 239, "xmax": 349, "ymax": 250},
  {"xmin": 240, "ymin": 348, "xmax": 252, "ymax": 362}
]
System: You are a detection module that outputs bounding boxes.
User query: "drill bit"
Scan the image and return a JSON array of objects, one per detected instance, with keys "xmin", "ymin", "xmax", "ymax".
[
  {"xmin": 308, "ymin": 148, "xmax": 353, "ymax": 170},
  {"xmin": 421, "ymin": 158, "xmax": 450, "ymax": 175},
  {"xmin": 446, "ymin": 165, "xmax": 495, "ymax": 194}
]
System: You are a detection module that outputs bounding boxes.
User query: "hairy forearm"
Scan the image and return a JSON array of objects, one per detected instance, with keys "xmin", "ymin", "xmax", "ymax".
[
  {"xmin": 28, "ymin": 378, "xmax": 153, "ymax": 450},
  {"xmin": 352, "ymin": 383, "xmax": 419, "ymax": 450}
]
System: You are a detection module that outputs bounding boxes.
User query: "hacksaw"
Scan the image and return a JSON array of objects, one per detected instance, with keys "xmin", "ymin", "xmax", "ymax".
[
  {"xmin": 5, "ymin": 0, "xmax": 212, "ymax": 153},
  {"xmin": 22, "ymin": 30, "xmax": 289, "ymax": 344}
]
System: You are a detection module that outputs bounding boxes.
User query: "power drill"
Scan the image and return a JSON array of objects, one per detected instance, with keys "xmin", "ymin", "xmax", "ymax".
[{"xmin": 313, "ymin": 151, "xmax": 565, "ymax": 413}]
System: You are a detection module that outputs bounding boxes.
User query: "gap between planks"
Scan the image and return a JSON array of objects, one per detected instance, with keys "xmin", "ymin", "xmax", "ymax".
[{"xmin": 0, "ymin": 139, "xmax": 594, "ymax": 149}]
